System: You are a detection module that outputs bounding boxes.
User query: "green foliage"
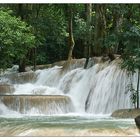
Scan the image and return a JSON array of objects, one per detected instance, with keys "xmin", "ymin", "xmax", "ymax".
[
  {"xmin": 121, "ymin": 25, "xmax": 140, "ymax": 72},
  {"xmin": 23, "ymin": 4, "xmax": 69, "ymax": 64},
  {"xmin": 74, "ymin": 13, "xmax": 94, "ymax": 41},
  {"xmin": 104, "ymin": 33, "xmax": 119, "ymax": 49},
  {"xmin": 121, "ymin": 24, "xmax": 140, "ymax": 109},
  {"xmin": 0, "ymin": 8, "xmax": 35, "ymax": 69},
  {"xmin": 38, "ymin": 5, "xmax": 68, "ymax": 63},
  {"xmin": 74, "ymin": 14, "xmax": 87, "ymax": 40},
  {"xmin": 1, "ymin": 4, "xmax": 140, "ymax": 67},
  {"xmin": 126, "ymin": 81, "xmax": 137, "ymax": 108}
]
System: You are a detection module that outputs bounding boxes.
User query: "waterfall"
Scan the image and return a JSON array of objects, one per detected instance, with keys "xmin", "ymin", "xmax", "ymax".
[
  {"xmin": 35, "ymin": 66, "xmax": 63, "ymax": 86},
  {"xmin": 86, "ymin": 64, "xmax": 131, "ymax": 114},
  {"xmin": 0, "ymin": 58, "xmax": 139, "ymax": 115}
]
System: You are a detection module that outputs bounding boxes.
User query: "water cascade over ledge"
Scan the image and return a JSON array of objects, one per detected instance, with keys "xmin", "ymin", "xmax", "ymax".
[
  {"xmin": 0, "ymin": 95, "xmax": 73, "ymax": 115},
  {"xmin": 0, "ymin": 58, "xmax": 139, "ymax": 116}
]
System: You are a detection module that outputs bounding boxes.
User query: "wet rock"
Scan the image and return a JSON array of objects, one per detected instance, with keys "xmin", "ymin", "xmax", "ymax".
[
  {"xmin": 36, "ymin": 64, "xmax": 52, "ymax": 70},
  {"xmin": 0, "ymin": 95, "xmax": 74, "ymax": 114},
  {"xmin": 14, "ymin": 71, "xmax": 36, "ymax": 84},
  {"xmin": 52, "ymin": 61, "xmax": 65, "ymax": 67},
  {"xmin": 3, "ymin": 71, "xmax": 36, "ymax": 84},
  {"xmin": 135, "ymin": 115, "xmax": 140, "ymax": 132},
  {"xmin": 0, "ymin": 84, "xmax": 15, "ymax": 94},
  {"xmin": 111, "ymin": 109, "xmax": 140, "ymax": 118},
  {"xmin": 25, "ymin": 66, "xmax": 33, "ymax": 72},
  {"xmin": 36, "ymin": 59, "xmax": 86, "ymax": 71},
  {"xmin": 11, "ymin": 65, "xmax": 19, "ymax": 72}
]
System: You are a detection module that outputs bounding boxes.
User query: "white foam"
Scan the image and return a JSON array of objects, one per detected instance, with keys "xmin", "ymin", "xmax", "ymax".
[{"xmin": 1, "ymin": 59, "xmax": 140, "ymax": 115}]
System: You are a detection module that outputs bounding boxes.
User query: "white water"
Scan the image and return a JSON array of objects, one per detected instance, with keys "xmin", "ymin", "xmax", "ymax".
[
  {"xmin": 0, "ymin": 58, "xmax": 139, "ymax": 116},
  {"xmin": 0, "ymin": 101, "xmax": 21, "ymax": 116}
]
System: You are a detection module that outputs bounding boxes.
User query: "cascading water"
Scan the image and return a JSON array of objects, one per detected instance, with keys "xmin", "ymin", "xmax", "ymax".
[
  {"xmin": 0, "ymin": 58, "xmax": 139, "ymax": 136},
  {"xmin": 0, "ymin": 58, "xmax": 138, "ymax": 115},
  {"xmin": 86, "ymin": 64, "xmax": 131, "ymax": 114}
]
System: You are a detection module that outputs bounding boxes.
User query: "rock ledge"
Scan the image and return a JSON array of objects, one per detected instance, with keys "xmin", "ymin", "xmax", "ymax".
[{"xmin": 111, "ymin": 109, "xmax": 140, "ymax": 118}]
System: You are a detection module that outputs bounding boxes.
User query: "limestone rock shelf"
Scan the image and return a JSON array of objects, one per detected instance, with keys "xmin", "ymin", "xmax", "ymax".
[
  {"xmin": 0, "ymin": 95, "xmax": 74, "ymax": 114},
  {"xmin": 0, "ymin": 84, "xmax": 15, "ymax": 94},
  {"xmin": 111, "ymin": 109, "xmax": 140, "ymax": 118},
  {"xmin": 0, "ymin": 71, "xmax": 36, "ymax": 85}
]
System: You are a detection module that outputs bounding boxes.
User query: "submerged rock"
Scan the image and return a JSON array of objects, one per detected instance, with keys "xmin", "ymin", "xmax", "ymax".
[{"xmin": 111, "ymin": 109, "xmax": 140, "ymax": 118}]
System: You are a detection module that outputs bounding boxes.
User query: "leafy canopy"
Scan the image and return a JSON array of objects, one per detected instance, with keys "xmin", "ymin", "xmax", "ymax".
[{"xmin": 0, "ymin": 8, "xmax": 35, "ymax": 68}]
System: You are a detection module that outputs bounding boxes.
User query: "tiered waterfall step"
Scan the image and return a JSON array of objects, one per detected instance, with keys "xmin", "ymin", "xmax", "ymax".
[{"xmin": 0, "ymin": 95, "xmax": 74, "ymax": 115}]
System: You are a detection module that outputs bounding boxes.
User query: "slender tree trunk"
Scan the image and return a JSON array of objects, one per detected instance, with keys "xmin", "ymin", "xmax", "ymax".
[
  {"xmin": 67, "ymin": 6, "xmax": 75, "ymax": 62},
  {"xmin": 32, "ymin": 5, "xmax": 41, "ymax": 71},
  {"xmin": 84, "ymin": 4, "xmax": 92, "ymax": 69},
  {"xmin": 19, "ymin": 59, "xmax": 26, "ymax": 72},
  {"xmin": 84, "ymin": 4, "xmax": 87, "ymax": 58},
  {"xmin": 94, "ymin": 4, "xmax": 106, "ymax": 56},
  {"xmin": 33, "ymin": 48, "xmax": 36, "ymax": 71},
  {"xmin": 18, "ymin": 4, "xmax": 24, "ymax": 20},
  {"xmin": 112, "ymin": 9, "xmax": 123, "ymax": 54},
  {"xmin": 18, "ymin": 4, "xmax": 26, "ymax": 72},
  {"xmin": 18, "ymin": 4, "xmax": 39, "ymax": 72},
  {"xmin": 136, "ymin": 69, "xmax": 140, "ymax": 109},
  {"xmin": 63, "ymin": 5, "xmax": 75, "ymax": 71}
]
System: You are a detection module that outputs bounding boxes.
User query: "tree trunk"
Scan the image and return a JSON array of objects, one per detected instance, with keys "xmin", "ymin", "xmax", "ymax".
[
  {"xmin": 62, "ymin": 5, "xmax": 75, "ymax": 71},
  {"xmin": 112, "ymin": 8, "xmax": 123, "ymax": 54},
  {"xmin": 136, "ymin": 70, "xmax": 140, "ymax": 109},
  {"xmin": 18, "ymin": 4, "xmax": 26, "ymax": 72},
  {"xmin": 94, "ymin": 4, "xmax": 106, "ymax": 56},
  {"xmin": 67, "ymin": 6, "xmax": 75, "ymax": 62},
  {"xmin": 32, "ymin": 5, "xmax": 41, "ymax": 71},
  {"xmin": 33, "ymin": 48, "xmax": 36, "ymax": 71},
  {"xmin": 19, "ymin": 59, "xmax": 26, "ymax": 72},
  {"xmin": 18, "ymin": 4, "xmax": 37, "ymax": 72},
  {"xmin": 84, "ymin": 4, "xmax": 92, "ymax": 69},
  {"xmin": 18, "ymin": 4, "xmax": 24, "ymax": 20}
]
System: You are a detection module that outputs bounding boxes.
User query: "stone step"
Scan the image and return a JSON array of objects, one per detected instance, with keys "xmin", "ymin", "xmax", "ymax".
[
  {"xmin": 0, "ymin": 95, "xmax": 74, "ymax": 114},
  {"xmin": 1, "ymin": 71, "xmax": 36, "ymax": 84},
  {"xmin": 0, "ymin": 84, "xmax": 15, "ymax": 95}
]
